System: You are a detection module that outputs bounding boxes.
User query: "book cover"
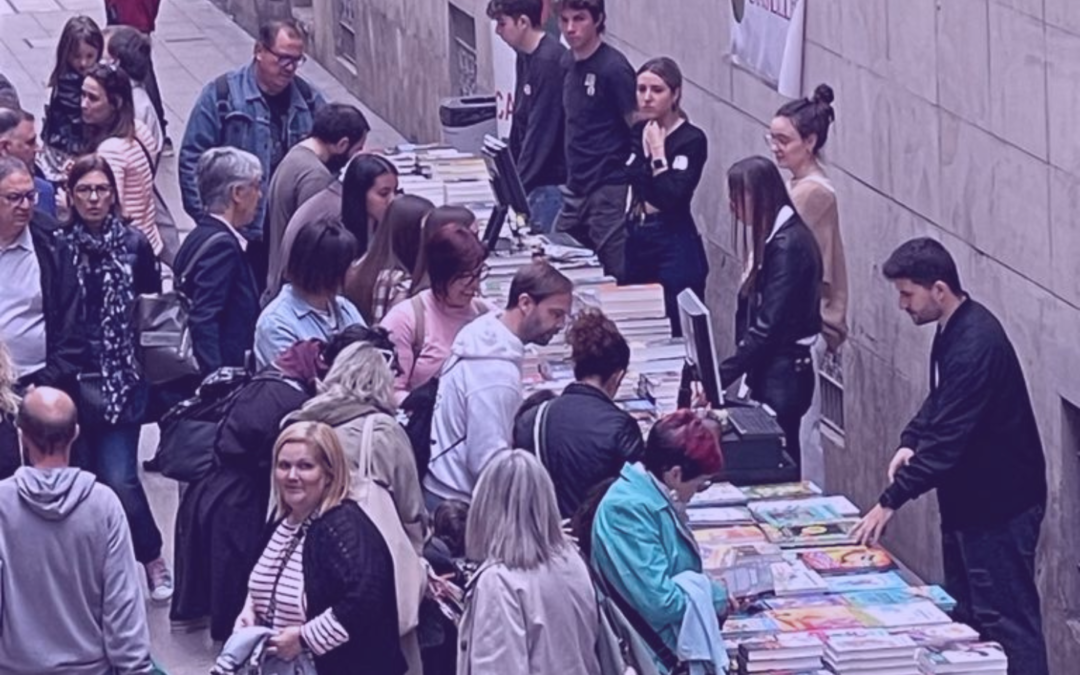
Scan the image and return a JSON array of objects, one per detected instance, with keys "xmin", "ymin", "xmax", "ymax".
[
  {"xmin": 918, "ymin": 641, "xmax": 1007, "ymax": 671},
  {"xmin": 690, "ymin": 482, "xmax": 750, "ymax": 507},
  {"xmin": 738, "ymin": 633, "xmax": 824, "ymax": 660},
  {"xmin": 696, "ymin": 526, "xmax": 769, "ymax": 571},
  {"xmin": 824, "ymin": 571, "xmax": 910, "ymax": 594},
  {"xmin": 766, "ymin": 605, "xmax": 869, "ymax": 632},
  {"xmin": 822, "ymin": 630, "xmax": 918, "ymax": 655},
  {"xmin": 853, "ymin": 601, "xmax": 953, "ymax": 628},
  {"xmin": 771, "ymin": 560, "xmax": 829, "ymax": 596},
  {"xmin": 741, "ymin": 481, "xmax": 824, "ymax": 501},
  {"xmin": 748, "ymin": 496, "xmax": 861, "ymax": 525},
  {"xmin": 761, "ymin": 520, "xmax": 860, "ymax": 548},
  {"xmin": 765, "ymin": 594, "xmax": 847, "ymax": 611},
  {"xmin": 687, "ymin": 506, "xmax": 755, "ymax": 527},
  {"xmin": 721, "ymin": 614, "xmax": 781, "ymax": 636},
  {"xmin": 891, "ymin": 622, "xmax": 980, "ymax": 647},
  {"xmin": 798, "ymin": 546, "xmax": 896, "ymax": 575},
  {"xmin": 843, "ymin": 585, "xmax": 956, "ymax": 612}
]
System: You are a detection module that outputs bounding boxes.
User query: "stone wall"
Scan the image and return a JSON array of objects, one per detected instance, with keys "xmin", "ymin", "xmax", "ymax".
[{"xmin": 214, "ymin": 0, "xmax": 1080, "ymax": 669}]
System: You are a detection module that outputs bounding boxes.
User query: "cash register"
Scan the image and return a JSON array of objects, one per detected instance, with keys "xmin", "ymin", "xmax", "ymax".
[{"xmin": 675, "ymin": 290, "xmax": 798, "ymax": 486}]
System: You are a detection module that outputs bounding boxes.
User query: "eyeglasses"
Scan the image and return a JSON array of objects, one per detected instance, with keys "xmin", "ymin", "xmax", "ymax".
[
  {"xmin": 262, "ymin": 45, "xmax": 307, "ymax": 69},
  {"xmin": 458, "ymin": 264, "xmax": 491, "ymax": 284},
  {"xmin": 73, "ymin": 184, "xmax": 113, "ymax": 199},
  {"xmin": 763, "ymin": 132, "xmax": 794, "ymax": 150},
  {"xmin": 1, "ymin": 190, "xmax": 37, "ymax": 206}
]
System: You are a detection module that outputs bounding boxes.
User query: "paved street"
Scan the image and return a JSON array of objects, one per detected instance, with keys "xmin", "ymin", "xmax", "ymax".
[{"xmin": 1, "ymin": 0, "xmax": 403, "ymax": 671}]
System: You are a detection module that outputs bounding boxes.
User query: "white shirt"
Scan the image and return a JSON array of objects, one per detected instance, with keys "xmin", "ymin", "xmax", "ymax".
[
  {"xmin": 211, "ymin": 214, "xmax": 248, "ymax": 251},
  {"xmin": 767, "ymin": 205, "xmax": 796, "ymax": 243},
  {"xmin": 0, "ymin": 227, "xmax": 47, "ymax": 377},
  {"xmin": 132, "ymin": 85, "xmax": 163, "ymax": 152}
]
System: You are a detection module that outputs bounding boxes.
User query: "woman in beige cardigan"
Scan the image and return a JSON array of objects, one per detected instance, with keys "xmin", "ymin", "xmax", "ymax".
[
  {"xmin": 286, "ymin": 332, "xmax": 427, "ymax": 675},
  {"xmin": 768, "ymin": 83, "xmax": 849, "ymax": 487}
]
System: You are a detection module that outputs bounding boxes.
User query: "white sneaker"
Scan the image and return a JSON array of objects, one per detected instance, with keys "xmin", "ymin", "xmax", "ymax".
[{"xmin": 146, "ymin": 558, "xmax": 174, "ymax": 603}]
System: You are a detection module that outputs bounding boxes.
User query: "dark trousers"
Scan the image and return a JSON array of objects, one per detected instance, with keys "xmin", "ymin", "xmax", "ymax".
[
  {"xmin": 624, "ymin": 215, "xmax": 709, "ymax": 337},
  {"xmin": 556, "ymin": 184, "xmax": 629, "ymax": 282},
  {"xmin": 942, "ymin": 503, "xmax": 1049, "ymax": 675},
  {"xmin": 749, "ymin": 349, "xmax": 815, "ymax": 471}
]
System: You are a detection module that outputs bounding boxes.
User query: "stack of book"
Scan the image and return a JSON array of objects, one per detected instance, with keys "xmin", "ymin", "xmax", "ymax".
[
  {"xmin": 821, "ymin": 631, "xmax": 920, "ymax": 675},
  {"xmin": 917, "ymin": 642, "xmax": 1007, "ymax": 674},
  {"xmin": 736, "ymin": 633, "xmax": 825, "ymax": 673}
]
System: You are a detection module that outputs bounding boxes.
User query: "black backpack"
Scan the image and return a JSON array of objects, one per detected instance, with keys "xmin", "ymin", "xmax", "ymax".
[{"xmin": 401, "ymin": 377, "xmax": 440, "ymax": 482}]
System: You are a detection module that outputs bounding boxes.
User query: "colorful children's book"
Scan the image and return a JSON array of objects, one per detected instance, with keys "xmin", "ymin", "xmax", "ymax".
[
  {"xmin": 766, "ymin": 605, "xmax": 869, "ymax": 632},
  {"xmin": 761, "ymin": 520, "xmax": 860, "ymax": 547},
  {"xmin": 843, "ymin": 585, "xmax": 957, "ymax": 612},
  {"xmin": 771, "ymin": 560, "xmax": 829, "ymax": 596},
  {"xmin": 853, "ymin": 600, "xmax": 953, "ymax": 628},
  {"xmin": 890, "ymin": 622, "xmax": 980, "ymax": 647},
  {"xmin": 824, "ymin": 571, "xmax": 910, "ymax": 594},
  {"xmin": 689, "ymin": 481, "xmax": 749, "ymax": 507},
  {"xmin": 798, "ymin": 546, "xmax": 896, "ymax": 575},
  {"xmin": 748, "ymin": 496, "xmax": 861, "ymax": 526},
  {"xmin": 741, "ymin": 481, "xmax": 823, "ymax": 501},
  {"xmin": 686, "ymin": 506, "xmax": 755, "ymax": 528},
  {"xmin": 765, "ymin": 594, "xmax": 848, "ymax": 611},
  {"xmin": 721, "ymin": 614, "xmax": 781, "ymax": 637},
  {"xmin": 695, "ymin": 525, "xmax": 769, "ymax": 571}
]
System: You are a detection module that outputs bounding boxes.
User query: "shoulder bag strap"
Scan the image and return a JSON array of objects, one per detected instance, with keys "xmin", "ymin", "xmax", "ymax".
[
  {"xmin": 179, "ymin": 231, "xmax": 231, "ymax": 285},
  {"xmin": 408, "ymin": 294, "xmax": 426, "ymax": 382},
  {"xmin": 592, "ymin": 562, "xmax": 681, "ymax": 670},
  {"xmin": 532, "ymin": 400, "xmax": 552, "ymax": 467},
  {"xmin": 359, "ymin": 412, "xmax": 377, "ymax": 480}
]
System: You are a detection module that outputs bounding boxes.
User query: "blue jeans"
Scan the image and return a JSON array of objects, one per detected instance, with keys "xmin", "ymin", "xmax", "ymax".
[
  {"xmin": 84, "ymin": 389, "xmax": 163, "ymax": 564},
  {"xmin": 527, "ymin": 185, "xmax": 563, "ymax": 234}
]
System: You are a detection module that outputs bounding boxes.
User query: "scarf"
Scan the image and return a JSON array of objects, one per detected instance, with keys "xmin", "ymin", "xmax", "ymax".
[
  {"xmin": 274, "ymin": 338, "xmax": 328, "ymax": 386},
  {"xmin": 64, "ymin": 216, "xmax": 138, "ymax": 423}
]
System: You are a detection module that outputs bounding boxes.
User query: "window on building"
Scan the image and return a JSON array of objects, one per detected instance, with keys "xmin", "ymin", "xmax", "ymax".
[
  {"xmin": 820, "ymin": 349, "xmax": 844, "ymax": 435},
  {"xmin": 449, "ymin": 3, "xmax": 478, "ymax": 96},
  {"xmin": 334, "ymin": 0, "xmax": 357, "ymax": 65}
]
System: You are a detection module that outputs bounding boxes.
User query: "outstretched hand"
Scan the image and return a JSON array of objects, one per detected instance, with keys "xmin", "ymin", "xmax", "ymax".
[{"xmin": 852, "ymin": 504, "xmax": 894, "ymax": 547}]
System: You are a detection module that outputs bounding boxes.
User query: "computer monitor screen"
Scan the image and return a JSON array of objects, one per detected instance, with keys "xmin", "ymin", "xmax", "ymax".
[
  {"xmin": 482, "ymin": 136, "xmax": 531, "ymax": 218},
  {"xmin": 481, "ymin": 203, "xmax": 509, "ymax": 252},
  {"xmin": 677, "ymin": 289, "xmax": 724, "ymax": 407}
]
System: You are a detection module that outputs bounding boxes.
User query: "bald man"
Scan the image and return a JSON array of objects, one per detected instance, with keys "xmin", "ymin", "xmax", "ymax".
[{"xmin": 0, "ymin": 387, "xmax": 152, "ymax": 675}]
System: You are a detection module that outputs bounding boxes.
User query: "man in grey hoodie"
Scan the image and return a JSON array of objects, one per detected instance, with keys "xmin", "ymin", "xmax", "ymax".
[{"xmin": 0, "ymin": 387, "xmax": 153, "ymax": 675}]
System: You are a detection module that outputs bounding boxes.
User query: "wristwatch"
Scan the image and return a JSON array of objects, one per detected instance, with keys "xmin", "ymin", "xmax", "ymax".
[{"xmin": 652, "ymin": 157, "xmax": 668, "ymax": 171}]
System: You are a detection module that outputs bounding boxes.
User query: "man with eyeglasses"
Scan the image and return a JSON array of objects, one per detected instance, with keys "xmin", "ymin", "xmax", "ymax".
[
  {"xmin": 0, "ymin": 156, "xmax": 85, "ymax": 395},
  {"xmin": 0, "ymin": 108, "xmax": 59, "ymax": 221},
  {"xmin": 179, "ymin": 18, "xmax": 325, "ymax": 292}
]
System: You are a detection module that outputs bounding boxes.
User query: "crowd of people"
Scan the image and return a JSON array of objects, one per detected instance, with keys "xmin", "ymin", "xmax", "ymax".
[{"xmin": 0, "ymin": 0, "xmax": 1050, "ymax": 674}]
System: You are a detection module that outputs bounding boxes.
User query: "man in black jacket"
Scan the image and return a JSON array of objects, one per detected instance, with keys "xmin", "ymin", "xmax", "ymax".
[
  {"xmin": 0, "ymin": 157, "xmax": 85, "ymax": 394},
  {"xmin": 854, "ymin": 238, "xmax": 1048, "ymax": 675}
]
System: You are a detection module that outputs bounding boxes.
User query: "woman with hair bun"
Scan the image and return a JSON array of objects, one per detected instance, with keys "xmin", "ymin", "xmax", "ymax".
[
  {"xmin": 514, "ymin": 309, "xmax": 644, "ymax": 518},
  {"xmin": 769, "ymin": 83, "xmax": 848, "ymax": 485}
]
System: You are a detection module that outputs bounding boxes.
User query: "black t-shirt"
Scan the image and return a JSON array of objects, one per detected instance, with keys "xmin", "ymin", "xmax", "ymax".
[
  {"xmin": 265, "ymin": 88, "xmax": 292, "ymax": 172},
  {"xmin": 510, "ymin": 34, "xmax": 569, "ymax": 192},
  {"xmin": 627, "ymin": 120, "xmax": 709, "ymax": 230},
  {"xmin": 562, "ymin": 42, "xmax": 637, "ymax": 195}
]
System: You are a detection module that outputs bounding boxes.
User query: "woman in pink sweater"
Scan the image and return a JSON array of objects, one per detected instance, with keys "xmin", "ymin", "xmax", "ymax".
[{"xmin": 380, "ymin": 221, "xmax": 490, "ymax": 404}]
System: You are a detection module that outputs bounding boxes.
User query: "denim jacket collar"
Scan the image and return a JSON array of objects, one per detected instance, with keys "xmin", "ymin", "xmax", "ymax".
[{"xmin": 237, "ymin": 62, "xmax": 311, "ymax": 112}]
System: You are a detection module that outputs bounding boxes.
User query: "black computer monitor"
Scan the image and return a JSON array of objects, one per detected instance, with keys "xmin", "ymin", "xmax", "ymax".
[
  {"xmin": 482, "ymin": 136, "xmax": 531, "ymax": 219},
  {"xmin": 677, "ymin": 289, "xmax": 724, "ymax": 407},
  {"xmin": 481, "ymin": 203, "xmax": 510, "ymax": 252}
]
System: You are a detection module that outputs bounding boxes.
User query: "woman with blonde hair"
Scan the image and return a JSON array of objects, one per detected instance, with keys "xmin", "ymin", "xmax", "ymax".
[
  {"xmin": 457, "ymin": 450, "xmax": 601, "ymax": 675},
  {"xmin": 233, "ymin": 421, "xmax": 406, "ymax": 675},
  {"xmin": 0, "ymin": 341, "xmax": 20, "ymax": 480}
]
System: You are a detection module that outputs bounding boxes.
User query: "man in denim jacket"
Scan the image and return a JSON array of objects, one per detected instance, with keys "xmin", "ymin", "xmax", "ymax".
[{"xmin": 179, "ymin": 18, "xmax": 325, "ymax": 289}]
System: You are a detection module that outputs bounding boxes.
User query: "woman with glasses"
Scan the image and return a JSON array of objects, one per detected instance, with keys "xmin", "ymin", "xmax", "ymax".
[
  {"xmin": 58, "ymin": 154, "xmax": 171, "ymax": 601},
  {"xmin": 346, "ymin": 194, "xmax": 436, "ymax": 324},
  {"xmin": 767, "ymin": 84, "xmax": 846, "ymax": 486},
  {"xmin": 81, "ymin": 63, "xmax": 162, "ymax": 256},
  {"xmin": 624, "ymin": 57, "xmax": 709, "ymax": 337},
  {"xmin": 255, "ymin": 215, "xmax": 365, "ymax": 369},
  {"xmin": 720, "ymin": 156, "xmax": 823, "ymax": 469},
  {"xmin": 171, "ymin": 328, "xmax": 374, "ymax": 640},
  {"xmin": 380, "ymin": 221, "xmax": 491, "ymax": 404}
]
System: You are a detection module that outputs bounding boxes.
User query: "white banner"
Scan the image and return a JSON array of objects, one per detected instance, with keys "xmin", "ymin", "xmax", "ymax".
[
  {"xmin": 491, "ymin": 21, "xmax": 517, "ymax": 139},
  {"xmin": 730, "ymin": 0, "xmax": 807, "ymax": 97}
]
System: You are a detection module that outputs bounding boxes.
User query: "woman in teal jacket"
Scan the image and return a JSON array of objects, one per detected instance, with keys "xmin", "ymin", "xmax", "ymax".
[{"xmin": 591, "ymin": 410, "xmax": 728, "ymax": 665}]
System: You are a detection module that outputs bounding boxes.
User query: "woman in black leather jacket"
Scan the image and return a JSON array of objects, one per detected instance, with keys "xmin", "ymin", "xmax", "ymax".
[
  {"xmin": 59, "ymin": 154, "xmax": 170, "ymax": 597},
  {"xmin": 514, "ymin": 309, "xmax": 645, "ymax": 518},
  {"xmin": 720, "ymin": 156, "xmax": 823, "ymax": 467}
]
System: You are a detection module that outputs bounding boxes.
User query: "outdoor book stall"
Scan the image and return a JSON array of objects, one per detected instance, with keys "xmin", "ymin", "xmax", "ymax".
[{"xmin": 379, "ymin": 141, "xmax": 1006, "ymax": 675}]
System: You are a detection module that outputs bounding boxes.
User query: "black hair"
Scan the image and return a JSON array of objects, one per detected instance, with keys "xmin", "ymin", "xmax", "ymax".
[
  {"xmin": 340, "ymin": 154, "xmax": 398, "ymax": 255},
  {"xmin": 505, "ymin": 259, "xmax": 574, "ymax": 311},
  {"xmin": 66, "ymin": 153, "xmax": 122, "ymax": 223},
  {"xmin": 311, "ymin": 103, "xmax": 370, "ymax": 147},
  {"xmin": 566, "ymin": 309, "xmax": 630, "ymax": 382},
  {"xmin": 727, "ymin": 155, "xmax": 795, "ymax": 298},
  {"xmin": 0, "ymin": 108, "xmax": 21, "ymax": 136},
  {"xmin": 49, "ymin": 15, "xmax": 104, "ymax": 87},
  {"xmin": 258, "ymin": 18, "xmax": 306, "ymax": 47},
  {"xmin": 486, "ymin": 0, "xmax": 544, "ymax": 26},
  {"xmin": 555, "ymin": 0, "xmax": 606, "ymax": 33},
  {"xmin": 17, "ymin": 396, "xmax": 77, "ymax": 456},
  {"xmin": 421, "ymin": 222, "xmax": 488, "ymax": 300},
  {"xmin": 286, "ymin": 217, "xmax": 359, "ymax": 295},
  {"xmin": 775, "ymin": 83, "xmax": 836, "ymax": 155},
  {"xmin": 105, "ymin": 25, "xmax": 152, "ymax": 83},
  {"xmin": 323, "ymin": 325, "xmax": 394, "ymax": 366},
  {"xmin": 882, "ymin": 237, "xmax": 965, "ymax": 295},
  {"xmin": 433, "ymin": 500, "xmax": 470, "ymax": 558}
]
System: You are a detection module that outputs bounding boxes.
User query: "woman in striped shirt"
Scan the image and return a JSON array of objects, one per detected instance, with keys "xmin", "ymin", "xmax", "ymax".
[
  {"xmin": 81, "ymin": 63, "xmax": 162, "ymax": 256},
  {"xmin": 234, "ymin": 421, "xmax": 407, "ymax": 675}
]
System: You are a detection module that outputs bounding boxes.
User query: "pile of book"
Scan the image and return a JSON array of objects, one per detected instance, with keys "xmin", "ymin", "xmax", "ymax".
[
  {"xmin": 682, "ymin": 481, "xmax": 1003, "ymax": 673},
  {"xmin": 382, "ymin": 144, "xmax": 495, "ymax": 207}
]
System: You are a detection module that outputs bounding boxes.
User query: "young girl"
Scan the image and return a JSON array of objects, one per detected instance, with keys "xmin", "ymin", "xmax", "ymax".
[{"xmin": 43, "ymin": 16, "xmax": 104, "ymax": 162}]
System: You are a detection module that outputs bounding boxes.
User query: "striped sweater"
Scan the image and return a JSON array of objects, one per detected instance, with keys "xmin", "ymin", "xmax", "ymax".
[{"xmin": 96, "ymin": 120, "xmax": 162, "ymax": 254}]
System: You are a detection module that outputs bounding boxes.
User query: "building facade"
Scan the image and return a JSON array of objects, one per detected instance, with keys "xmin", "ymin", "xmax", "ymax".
[{"xmin": 215, "ymin": 0, "xmax": 1080, "ymax": 670}]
